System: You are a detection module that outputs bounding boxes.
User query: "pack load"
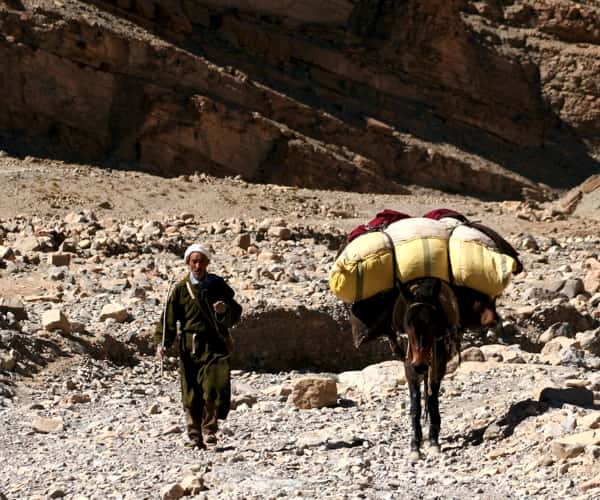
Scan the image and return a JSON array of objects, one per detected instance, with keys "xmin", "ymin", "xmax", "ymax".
[
  {"xmin": 384, "ymin": 217, "xmax": 451, "ymax": 283},
  {"xmin": 429, "ymin": 209, "xmax": 523, "ymax": 296},
  {"xmin": 328, "ymin": 231, "xmax": 395, "ymax": 303},
  {"xmin": 330, "ymin": 217, "xmax": 451, "ymax": 303},
  {"xmin": 329, "ymin": 208, "xmax": 522, "ymax": 303},
  {"xmin": 347, "ymin": 209, "xmax": 411, "ymax": 243},
  {"xmin": 447, "ymin": 223, "xmax": 520, "ymax": 297}
]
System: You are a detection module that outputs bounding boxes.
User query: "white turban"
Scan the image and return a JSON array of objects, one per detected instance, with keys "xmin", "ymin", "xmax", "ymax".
[{"xmin": 184, "ymin": 244, "xmax": 212, "ymax": 264}]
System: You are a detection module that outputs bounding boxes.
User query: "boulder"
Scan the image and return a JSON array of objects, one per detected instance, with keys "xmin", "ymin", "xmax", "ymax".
[
  {"xmin": 179, "ymin": 475, "xmax": 207, "ymax": 495},
  {"xmin": 31, "ymin": 417, "xmax": 64, "ymax": 434},
  {"xmin": 537, "ymin": 385, "xmax": 594, "ymax": 407},
  {"xmin": 42, "ymin": 309, "xmax": 71, "ymax": 333},
  {"xmin": 290, "ymin": 377, "xmax": 337, "ymax": 409},
  {"xmin": 99, "ymin": 303, "xmax": 129, "ymax": 323},
  {"xmin": 160, "ymin": 483, "xmax": 184, "ymax": 500},
  {"xmin": 576, "ymin": 328, "xmax": 600, "ymax": 356},
  {"xmin": 47, "ymin": 252, "xmax": 71, "ymax": 267},
  {"xmin": 551, "ymin": 430, "xmax": 600, "ymax": 460},
  {"xmin": 338, "ymin": 361, "xmax": 406, "ymax": 400},
  {"xmin": 461, "ymin": 346, "xmax": 486, "ymax": 362},
  {"xmin": 0, "ymin": 297, "xmax": 28, "ymax": 321},
  {"xmin": 0, "ymin": 349, "xmax": 17, "ymax": 371}
]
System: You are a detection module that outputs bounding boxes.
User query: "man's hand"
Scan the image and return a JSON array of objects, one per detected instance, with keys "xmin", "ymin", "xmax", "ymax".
[
  {"xmin": 156, "ymin": 345, "xmax": 166, "ymax": 359},
  {"xmin": 213, "ymin": 301, "xmax": 227, "ymax": 315}
]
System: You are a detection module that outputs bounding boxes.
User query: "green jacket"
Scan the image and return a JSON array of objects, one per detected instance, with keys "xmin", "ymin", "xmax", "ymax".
[{"xmin": 154, "ymin": 273, "xmax": 242, "ymax": 350}]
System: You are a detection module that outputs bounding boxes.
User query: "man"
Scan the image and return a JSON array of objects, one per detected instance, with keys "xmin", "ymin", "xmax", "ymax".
[{"xmin": 155, "ymin": 244, "xmax": 242, "ymax": 449}]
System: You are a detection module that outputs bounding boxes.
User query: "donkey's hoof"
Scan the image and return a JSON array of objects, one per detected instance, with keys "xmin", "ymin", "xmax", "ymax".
[
  {"xmin": 428, "ymin": 443, "xmax": 441, "ymax": 455},
  {"xmin": 409, "ymin": 450, "xmax": 421, "ymax": 462}
]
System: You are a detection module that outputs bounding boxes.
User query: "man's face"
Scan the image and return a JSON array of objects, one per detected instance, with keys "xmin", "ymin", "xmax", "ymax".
[{"xmin": 188, "ymin": 252, "xmax": 209, "ymax": 280}]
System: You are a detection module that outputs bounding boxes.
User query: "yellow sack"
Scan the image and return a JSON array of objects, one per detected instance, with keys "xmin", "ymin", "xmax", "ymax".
[
  {"xmin": 329, "ymin": 231, "xmax": 394, "ymax": 303},
  {"xmin": 385, "ymin": 218, "xmax": 451, "ymax": 283},
  {"xmin": 449, "ymin": 225, "xmax": 517, "ymax": 297}
]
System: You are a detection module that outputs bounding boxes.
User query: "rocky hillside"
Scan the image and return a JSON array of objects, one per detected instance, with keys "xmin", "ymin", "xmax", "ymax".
[{"xmin": 1, "ymin": 0, "xmax": 599, "ymax": 199}]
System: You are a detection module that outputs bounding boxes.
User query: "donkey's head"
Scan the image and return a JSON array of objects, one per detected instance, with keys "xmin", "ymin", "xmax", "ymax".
[
  {"xmin": 453, "ymin": 286, "xmax": 499, "ymax": 330},
  {"xmin": 401, "ymin": 279, "xmax": 449, "ymax": 374}
]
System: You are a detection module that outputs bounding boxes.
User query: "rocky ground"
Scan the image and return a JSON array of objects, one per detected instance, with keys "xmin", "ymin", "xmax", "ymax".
[{"xmin": 0, "ymin": 151, "xmax": 600, "ymax": 499}]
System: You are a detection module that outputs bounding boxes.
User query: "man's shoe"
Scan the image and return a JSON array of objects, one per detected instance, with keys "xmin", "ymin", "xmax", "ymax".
[
  {"xmin": 186, "ymin": 439, "xmax": 206, "ymax": 450},
  {"xmin": 186, "ymin": 432, "xmax": 206, "ymax": 450},
  {"xmin": 204, "ymin": 433, "xmax": 217, "ymax": 446}
]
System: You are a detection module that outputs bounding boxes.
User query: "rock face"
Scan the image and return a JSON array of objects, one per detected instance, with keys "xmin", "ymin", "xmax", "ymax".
[{"xmin": 1, "ymin": 0, "xmax": 598, "ymax": 198}]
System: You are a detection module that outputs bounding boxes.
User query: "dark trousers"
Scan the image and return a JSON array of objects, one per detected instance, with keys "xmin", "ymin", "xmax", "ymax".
[{"xmin": 179, "ymin": 338, "xmax": 230, "ymax": 443}]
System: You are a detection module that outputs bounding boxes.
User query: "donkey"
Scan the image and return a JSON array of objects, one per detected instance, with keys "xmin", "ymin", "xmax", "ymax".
[{"xmin": 388, "ymin": 279, "xmax": 498, "ymax": 460}]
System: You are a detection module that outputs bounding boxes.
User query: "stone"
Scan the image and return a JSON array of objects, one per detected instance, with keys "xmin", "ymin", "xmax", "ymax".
[
  {"xmin": 0, "ymin": 246, "xmax": 15, "ymax": 261},
  {"xmin": 561, "ymin": 414, "xmax": 577, "ymax": 432},
  {"xmin": 561, "ymin": 278, "xmax": 585, "ymax": 298},
  {"xmin": 179, "ymin": 474, "xmax": 207, "ymax": 495},
  {"xmin": 257, "ymin": 251, "xmax": 282, "ymax": 262},
  {"xmin": 540, "ymin": 322, "xmax": 574, "ymax": 344},
  {"xmin": 531, "ymin": 304, "xmax": 595, "ymax": 333},
  {"xmin": 537, "ymin": 386, "xmax": 594, "ymax": 407},
  {"xmin": 95, "ymin": 333, "xmax": 135, "ymax": 364},
  {"xmin": 338, "ymin": 361, "xmax": 406, "ymax": 400},
  {"xmin": 290, "ymin": 377, "xmax": 337, "ymax": 409},
  {"xmin": 99, "ymin": 278, "xmax": 131, "ymax": 293},
  {"xmin": 0, "ymin": 349, "xmax": 17, "ymax": 371},
  {"xmin": 461, "ymin": 346, "xmax": 486, "ymax": 362},
  {"xmin": 268, "ymin": 226, "xmax": 292, "ymax": 240},
  {"xmin": 14, "ymin": 236, "xmax": 42, "ymax": 253},
  {"xmin": 263, "ymin": 384, "xmax": 292, "ymax": 398},
  {"xmin": 580, "ymin": 413, "xmax": 600, "ymax": 429},
  {"xmin": 31, "ymin": 417, "xmax": 64, "ymax": 433},
  {"xmin": 47, "ymin": 488, "xmax": 66, "ymax": 498},
  {"xmin": 523, "ymin": 286, "xmax": 560, "ymax": 301},
  {"xmin": 0, "ymin": 297, "xmax": 28, "ymax": 321},
  {"xmin": 60, "ymin": 393, "xmax": 91, "ymax": 405},
  {"xmin": 42, "ymin": 309, "xmax": 71, "ymax": 333},
  {"xmin": 576, "ymin": 328, "xmax": 600, "ymax": 356},
  {"xmin": 541, "ymin": 336, "xmax": 579, "ymax": 355},
  {"xmin": 64, "ymin": 212, "xmax": 86, "ymax": 224},
  {"xmin": 47, "ymin": 253, "xmax": 71, "ymax": 267},
  {"xmin": 520, "ymin": 235, "xmax": 539, "ymax": 251},
  {"xmin": 99, "ymin": 303, "xmax": 129, "ymax": 323},
  {"xmin": 229, "ymin": 246, "xmax": 246, "ymax": 257},
  {"xmin": 483, "ymin": 423, "xmax": 503, "ymax": 441},
  {"xmin": 580, "ymin": 473, "xmax": 600, "ymax": 492},
  {"xmin": 231, "ymin": 393, "xmax": 258, "ymax": 410},
  {"xmin": 48, "ymin": 266, "xmax": 66, "ymax": 281},
  {"xmin": 584, "ymin": 269, "xmax": 600, "ymax": 294},
  {"xmin": 236, "ymin": 233, "xmax": 251, "ymax": 250},
  {"xmin": 160, "ymin": 483, "xmax": 184, "ymax": 500},
  {"xmin": 564, "ymin": 379, "xmax": 590, "ymax": 388},
  {"xmin": 141, "ymin": 220, "xmax": 163, "ymax": 236},
  {"xmin": 551, "ymin": 430, "xmax": 600, "ymax": 460}
]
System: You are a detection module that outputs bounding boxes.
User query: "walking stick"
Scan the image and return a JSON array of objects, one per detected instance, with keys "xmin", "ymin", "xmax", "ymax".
[{"xmin": 161, "ymin": 275, "xmax": 176, "ymax": 378}]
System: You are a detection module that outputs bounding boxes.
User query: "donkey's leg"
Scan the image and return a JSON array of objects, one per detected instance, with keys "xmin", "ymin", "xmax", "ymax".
[
  {"xmin": 426, "ymin": 379, "xmax": 442, "ymax": 453},
  {"xmin": 406, "ymin": 368, "xmax": 423, "ymax": 458}
]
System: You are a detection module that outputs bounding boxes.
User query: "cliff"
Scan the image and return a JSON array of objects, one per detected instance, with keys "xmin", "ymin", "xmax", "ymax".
[{"xmin": 1, "ymin": 0, "xmax": 599, "ymax": 199}]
